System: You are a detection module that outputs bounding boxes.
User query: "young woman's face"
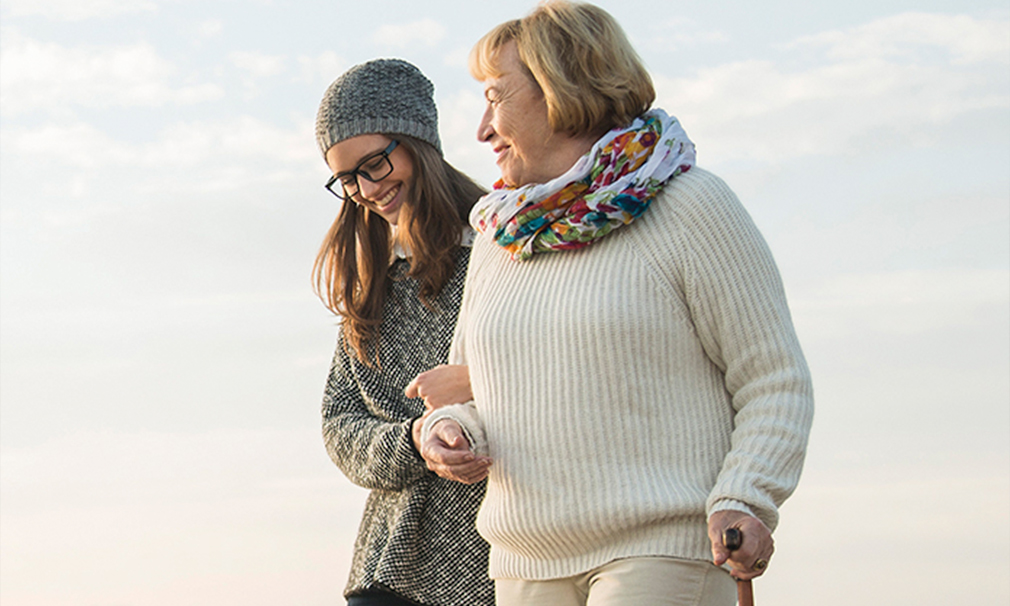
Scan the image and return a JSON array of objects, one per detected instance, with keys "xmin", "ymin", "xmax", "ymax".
[{"xmin": 325, "ymin": 134, "xmax": 414, "ymax": 225}]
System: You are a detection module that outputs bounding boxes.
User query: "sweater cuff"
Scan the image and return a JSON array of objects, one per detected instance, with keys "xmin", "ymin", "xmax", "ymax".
[
  {"xmin": 421, "ymin": 402, "xmax": 488, "ymax": 456},
  {"xmin": 708, "ymin": 499, "xmax": 757, "ymax": 520}
]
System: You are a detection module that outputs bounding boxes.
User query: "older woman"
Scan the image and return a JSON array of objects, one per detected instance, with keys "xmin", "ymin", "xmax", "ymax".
[{"xmin": 416, "ymin": 2, "xmax": 814, "ymax": 605}]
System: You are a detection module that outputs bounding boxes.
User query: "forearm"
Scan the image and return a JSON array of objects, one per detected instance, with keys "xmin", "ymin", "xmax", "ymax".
[
  {"xmin": 707, "ymin": 373, "xmax": 814, "ymax": 528},
  {"xmin": 322, "ymin": 406, "xmax": 429, "ymax": 490},
  {"xmin": 321, "ymin": 343, "xmax": 429, "ymax": 491},
  {"xmin": 671, "ymin": 173, "xmax": 815, "ymax": 527},
  {"xmin": 700, "ymin": 238, "xmax": 814, "ymax": 527}
]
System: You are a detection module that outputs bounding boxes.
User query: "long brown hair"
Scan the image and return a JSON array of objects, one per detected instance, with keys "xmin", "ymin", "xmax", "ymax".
[{"xmin": 313, "ymin": 136, "xmax": 486, "ymax": 366}]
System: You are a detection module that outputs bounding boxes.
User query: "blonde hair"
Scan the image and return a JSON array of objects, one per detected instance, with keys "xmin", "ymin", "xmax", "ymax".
[{"xmin": 470, "ymin": 1, "xmax": 655, "ymax": 137}]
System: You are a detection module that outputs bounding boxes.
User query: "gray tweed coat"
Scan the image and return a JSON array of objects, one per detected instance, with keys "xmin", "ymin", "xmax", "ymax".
[{"xmin": 322, "ymin": 246, "xmax": 493, "ymax": 606}]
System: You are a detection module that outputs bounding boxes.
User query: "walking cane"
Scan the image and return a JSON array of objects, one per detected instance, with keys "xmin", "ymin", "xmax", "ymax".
[{"xmin": 722, "ymin": 528, "xmax": 755, "ymax": 606}]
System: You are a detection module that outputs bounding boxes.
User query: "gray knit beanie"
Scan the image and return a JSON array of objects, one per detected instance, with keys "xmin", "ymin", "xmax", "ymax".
[{"xmin": 315, "ymin": 58, "xmax": 441, "ymax": 157}]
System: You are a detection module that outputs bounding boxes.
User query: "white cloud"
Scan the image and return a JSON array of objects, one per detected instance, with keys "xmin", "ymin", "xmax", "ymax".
[
  {"xmin": 196, "ymin": 20, "xmax": 223, "ymax": 38},
  {"xmin": 230, "ymin": 51, "xmax": 286, "ymax": 79},
  {"xmin": 11, "ymin": 116, "xmax": 316, "ymax": 166},
  {"xmin": 5, "ymin": 115, "xmax": 318, "ymax": 200},
  {"xmin": 791, "ymin": 12, "xmax": 1010, "ymax": 65},
  {"xmin": 372, "ymin": 18, "xmax": 446, "ymax": 48},
  {"xmin": 12, "ymin": 122, "xmax": 134, "ymax": 169},
  {"xmin": 653, "ymin": 13, "xmax": 1010, "ymax": 162},
  {"xmin": 643, "ymin": 17, "xmax": 730, "ymax": 51},
  {"xmin": 1, "ymin": 0, "xmax": 156, "ymax": 20},
  {"xmin": 295, "ymin": 51, "xmax": 345, "ymax": 89},
  {"xmin": 0, "ymin": 29, "xmax": 223, "ymax": 116}
]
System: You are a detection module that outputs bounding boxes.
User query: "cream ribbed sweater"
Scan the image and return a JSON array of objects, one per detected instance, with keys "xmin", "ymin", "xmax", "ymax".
[{"xmin": 427, "ymin": 167, "xmax": 814, "ymax": 581}]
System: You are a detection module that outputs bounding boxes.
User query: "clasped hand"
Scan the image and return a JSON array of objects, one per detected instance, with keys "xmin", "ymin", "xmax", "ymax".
[
  {"xmin": 405, "ymin": 365, "xmax": 492, "ymax": 483},
  {"xmin": 418, "ymin": 418, "xmax": 492, "ymax": 484}
]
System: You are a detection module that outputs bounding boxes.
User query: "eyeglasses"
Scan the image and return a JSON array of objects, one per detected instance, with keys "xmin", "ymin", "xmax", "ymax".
[{"xmin": 324, "ymin": 140, "xmax": 399, "ymax": 201}]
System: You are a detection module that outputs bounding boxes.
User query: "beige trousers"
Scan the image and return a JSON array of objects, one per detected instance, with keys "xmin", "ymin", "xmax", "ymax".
[{"xmin": 495, "ymin": 557, "xmax": 736, "ymax": 606}]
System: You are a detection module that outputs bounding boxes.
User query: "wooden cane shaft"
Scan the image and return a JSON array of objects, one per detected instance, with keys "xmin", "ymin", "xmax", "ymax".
[{"xmin": 736, "ymin": 579, "xmax": 754, "ymax": 606}]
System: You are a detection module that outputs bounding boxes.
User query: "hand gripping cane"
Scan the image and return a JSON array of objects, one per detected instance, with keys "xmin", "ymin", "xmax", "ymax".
[{"xmin": 722, "ymin": 528, "xmax": 754, "ymax": 606}]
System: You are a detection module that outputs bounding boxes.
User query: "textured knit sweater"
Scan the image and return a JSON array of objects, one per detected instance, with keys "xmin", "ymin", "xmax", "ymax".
[
  {"xmin": 321, "ymin": 247, "xmax": 494, "ymax": 606},
  {"xmin": 427, "ymin": 168, "xmax": 814, "ymax": 581}
]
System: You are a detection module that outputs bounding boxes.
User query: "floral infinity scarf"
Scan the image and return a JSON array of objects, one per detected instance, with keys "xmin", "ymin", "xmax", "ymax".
[{"xmin": 470, "ymin": 108, "xmax": 696, "ymax": 261}]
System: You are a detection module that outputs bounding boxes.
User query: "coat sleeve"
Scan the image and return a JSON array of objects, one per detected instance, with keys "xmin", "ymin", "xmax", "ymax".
[
  {"xmin": 665, "ymin": 171, "xmax": 815, "ymax": 530},
  {"xmin": 321, "ymin": 334, "xmax": 430, "ymax": 491}
]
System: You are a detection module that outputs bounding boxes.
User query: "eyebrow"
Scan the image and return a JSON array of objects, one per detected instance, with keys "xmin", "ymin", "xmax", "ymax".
[{"xmin": 334, "ymin": 141, "xmax": 395, "ymax": 178}]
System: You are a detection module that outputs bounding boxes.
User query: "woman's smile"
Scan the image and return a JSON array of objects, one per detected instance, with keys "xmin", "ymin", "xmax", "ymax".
[{"xmin": 371, "ymin": 183, "xmax": 402, "ymax": 211}]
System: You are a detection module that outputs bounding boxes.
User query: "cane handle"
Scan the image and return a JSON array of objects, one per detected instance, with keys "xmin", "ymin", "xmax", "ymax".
[{"xmin": 721, "ymin": 527, "xmax": 754, "ymax": 606}]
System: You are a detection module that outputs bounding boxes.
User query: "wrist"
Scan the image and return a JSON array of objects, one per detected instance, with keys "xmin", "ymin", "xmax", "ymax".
[{"xmin": 409, "ymin": 416, "xmax": 424, "ymax": 456}]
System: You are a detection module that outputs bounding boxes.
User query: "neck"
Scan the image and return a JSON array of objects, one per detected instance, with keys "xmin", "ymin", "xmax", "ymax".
[{"xmin": 540, "ymin": 131, "xmax": 600, "ymax": 182}]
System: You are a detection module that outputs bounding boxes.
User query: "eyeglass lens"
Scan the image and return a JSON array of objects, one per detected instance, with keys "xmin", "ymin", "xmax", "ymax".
[{"xmin": 325, "ymin": 140, "xmax": 398, "ymax": 200}]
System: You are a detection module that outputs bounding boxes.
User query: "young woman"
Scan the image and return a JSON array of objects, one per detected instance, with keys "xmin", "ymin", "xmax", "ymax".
[{"xmin": 313, "ymin": 58, "xmax": 492, "ymax": 606}]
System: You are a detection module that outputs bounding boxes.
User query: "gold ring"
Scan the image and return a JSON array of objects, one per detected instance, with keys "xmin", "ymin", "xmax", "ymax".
[{"xmin": 753, "ymin": 558, "xmax": 768, "ymax": 571}]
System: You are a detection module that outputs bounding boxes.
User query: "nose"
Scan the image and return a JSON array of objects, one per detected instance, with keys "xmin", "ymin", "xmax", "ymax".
[
  {"xmin": 477, "ymin": 104, "xmax": 494, "ymax": 143},
  {"xmin": 357, "ymin": 176, "xmax": 383, "ymax": 201}
]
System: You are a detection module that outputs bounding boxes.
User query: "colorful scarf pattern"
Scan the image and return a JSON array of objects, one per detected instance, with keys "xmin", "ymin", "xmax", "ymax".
[{"xmin": 470, "ymin": 108, "xmax": 696, "ymax": 261}]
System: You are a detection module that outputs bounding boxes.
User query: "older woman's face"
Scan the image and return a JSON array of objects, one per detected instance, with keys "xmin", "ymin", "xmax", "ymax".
[{"xmin": 477, "ymin": 42, "xmax": 563, "ymax": 187}]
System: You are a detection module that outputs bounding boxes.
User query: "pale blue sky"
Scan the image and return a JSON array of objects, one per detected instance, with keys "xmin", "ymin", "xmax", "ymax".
[{"xmin": 1, "ymin": 1, "xmax": 1008, "ymax": 605}]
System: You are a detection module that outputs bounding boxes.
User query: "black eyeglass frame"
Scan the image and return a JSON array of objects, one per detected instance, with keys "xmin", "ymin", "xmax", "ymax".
[{"xmin": 324, "ymin": 139, "xmax": 400, "ymax": 201}]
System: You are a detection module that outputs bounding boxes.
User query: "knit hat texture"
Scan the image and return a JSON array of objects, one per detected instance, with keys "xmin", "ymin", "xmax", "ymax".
[{"xmin": 315, "ymin": 58, "xmax": 441, "ymax": 157}]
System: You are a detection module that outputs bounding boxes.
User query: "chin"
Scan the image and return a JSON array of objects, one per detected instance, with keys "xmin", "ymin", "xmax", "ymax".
[
  {"xmin": 382, "ymin": 209, "xmax": 402, "ymax": 226},
  {"xmin": 498, "ymin": 163, "xmax": 522, "ymax": 187},
  {"xmin": 500, "ymin": 172, "xmax": 523, "ymax": 188}
]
